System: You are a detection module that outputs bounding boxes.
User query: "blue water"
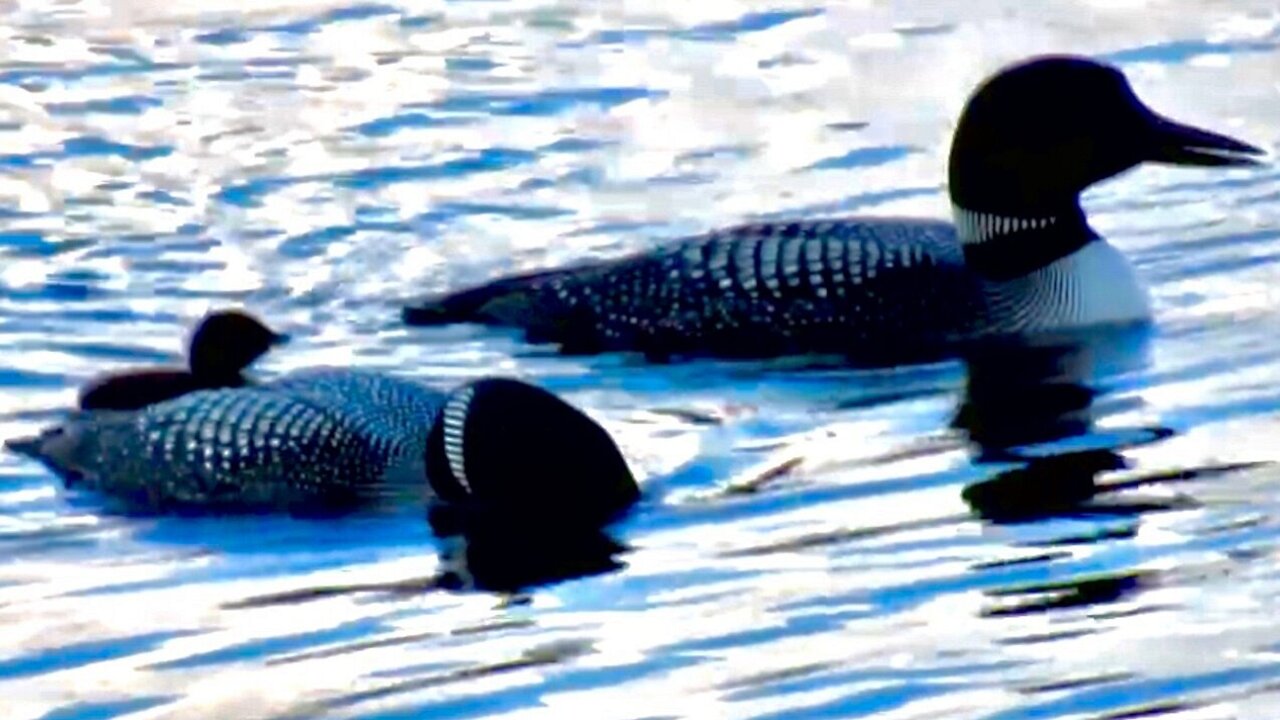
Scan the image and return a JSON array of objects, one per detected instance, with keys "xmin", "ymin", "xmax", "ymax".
[{"xmin": 2, "ymin": 1, "xmax": 1280, "ymax": 718}]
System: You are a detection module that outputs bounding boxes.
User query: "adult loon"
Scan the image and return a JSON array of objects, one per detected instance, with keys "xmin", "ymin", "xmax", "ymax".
[
  {"xmin": 7, "ymin": 370, "xmax": 639, "ymax": 522},
  {"xmin": 78, "ymin": 309, "xmax": 288, "ymax": 411},
  {"xmin": 402, "ymin": 55, "xmax": 1264, "ymax": 365}
]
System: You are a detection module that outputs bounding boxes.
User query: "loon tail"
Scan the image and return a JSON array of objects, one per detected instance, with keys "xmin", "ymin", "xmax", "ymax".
[
  {"xmin": 402, "ymin": 269, "xmax": 566, "ymax": 327},
  {"xmin": 4, "ymin": 433, "xmax": 44, "ymax": 460},
  {"xmin": 4, "ymin": 414, "xmax": 105, "ymax": 486}
]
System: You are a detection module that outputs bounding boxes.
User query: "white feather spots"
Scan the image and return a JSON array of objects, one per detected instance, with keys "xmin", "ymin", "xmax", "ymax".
[
  {"xmin": 763, "ymin": 264, "xmax": 782, "ymax": 293},
  {"xmin": 898, "ymin": 244, "xmax": 914, "ymax": 268},
  {"xmin": 760, "ymin": 237, "xmax": 782, "ymax": 295},
  {"xmin": 848, "ymin": 269, "xmax": 862, "ymax": 285},
  {"xmin": 731, "ymin": 242, "xmax": 752, "ymax": 269},
  {"xmin": 865, "ymin": 242, "xmax": 880, "ymax": 279},
  {"xmin": 760, "ymin": 236, "xmax": 780, "ymax": 267},
  {"xmin": 822, "ymin": 237, "xmax": 841, "ymax": 260},
  {"xmin": 733, "ymin": 240, "xmax": 758, "ymax": 293},
  {"xmin": 803, "ymin": 240, "xmax": 824, "ymax": 274},
  {"xmin": 782, "ymin": 238, "xmax": 803, "ymax": 286},
  {"xmin": 708, "ymin": 241, "xmax": 731, "ymax": 282}
]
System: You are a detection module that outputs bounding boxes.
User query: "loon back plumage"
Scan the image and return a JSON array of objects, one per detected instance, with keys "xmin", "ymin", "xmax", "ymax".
[
  {"xmin": 7, "ymin": 369, "xmax": 640, "ymax": 521},
  {"xmin": 410, "ymin": 219, "xmax": 978, "ymax": 363},
  {"xmin": 402, "ymin": 55, "xmax": 1263, "ymax": 364},
  {"xmin": 266, "ymin": 368, "xmax": 445, "ymax": 453},
  {"xmin": 18, "ymin": 372, "xmax": 446, "ymax": 515}
]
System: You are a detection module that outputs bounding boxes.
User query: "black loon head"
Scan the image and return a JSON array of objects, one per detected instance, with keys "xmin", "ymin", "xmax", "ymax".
[
  {"xmin": 424, "ymin": 378, "xmax": 640, "ymax": 531},
  {"xmin": 187, "ymin": 309, "xmax": 289, "ymax": 379},
  {"xmin": 948, "ymin": 55, "xmax": 1264, "ymax": 216},
  {"xmin": 77, "ymin": 309, "xmax": 288, "ymax": 411}
]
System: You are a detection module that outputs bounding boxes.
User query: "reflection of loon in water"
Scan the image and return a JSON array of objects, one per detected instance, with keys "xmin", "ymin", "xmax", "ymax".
[
  {"xmin": 224, "ymin": 509, "xmax": 632, "ymax": 606},
  {"xmin": 957, "ymin": 326, "xmax": 1176, "ymax": 522},
  {"xmin": 955, "ymin": 327, "xmax": 1269, "ymax": 616},
  {"xmin": 429, "ymin": 502, "xmax": 631, "ymax": 594}
]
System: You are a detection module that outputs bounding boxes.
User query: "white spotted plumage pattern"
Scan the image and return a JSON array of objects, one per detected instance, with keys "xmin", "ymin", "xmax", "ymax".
[
  {"xmin": 525, "ymin": 218, "xmax": 973, "ymax": 356},
  {"xmin": 59, "ymin": 370, "xmax": 448, "ymax": 512},
  {"xmin": 464, "ymin": 210, "xmax": 1150, "ymax": 359}
]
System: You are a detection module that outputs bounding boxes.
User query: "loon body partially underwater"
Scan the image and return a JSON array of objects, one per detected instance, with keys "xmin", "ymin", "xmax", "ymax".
[
  {"xmin": 403, "ymin": 56, "xmax": 1264, "ymax": 364},
  {"xmin": 7, "ymin": 368, "xmax": 639, "ymax": 522}
]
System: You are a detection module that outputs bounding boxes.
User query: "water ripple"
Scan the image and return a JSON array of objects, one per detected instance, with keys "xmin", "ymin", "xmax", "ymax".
[{"xmin": 0, "ymin": 1, "xmax": 1279, "ymax": 718}]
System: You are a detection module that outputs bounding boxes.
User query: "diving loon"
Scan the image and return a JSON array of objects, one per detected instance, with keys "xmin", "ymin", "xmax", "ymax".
[
  {"xmin": 78, "ymin": 309, "xmax": 288, "ymax": 411},
  {"xmin": 6, "ymin": 370, "xmax": 639, "ymax": 522},
  {"xmin": 402, "ymin": 55, "xmax": 1264, "ymax": 365}
]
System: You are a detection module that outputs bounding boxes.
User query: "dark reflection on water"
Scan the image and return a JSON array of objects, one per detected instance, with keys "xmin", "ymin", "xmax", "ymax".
[
  {"xmin": 957, "ymin": 328, "xmax": 1273, "ymax": 621},
  {"xmin": 426, "ymin": 505, "xmax": 632, "ymax": 595},
  {"xmin": 958, "ymin": 327, "xmax": 1176, "ymax": 523},
  {"xmin": 220, "ymin": 507, "xmax": 633, "ymax": 609}
]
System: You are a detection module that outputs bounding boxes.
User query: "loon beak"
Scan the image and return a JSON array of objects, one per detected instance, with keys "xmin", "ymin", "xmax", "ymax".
[
  {"xmin": 1147, "ymin": 114, "xmax": 1266, "ymax": 167},
  {"xmin": 269, "ymin": 331, "xmax": 291, "ymax": 347}
]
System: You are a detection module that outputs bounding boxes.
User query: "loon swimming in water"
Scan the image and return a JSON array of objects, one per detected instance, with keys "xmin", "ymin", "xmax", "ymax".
[
  {"xmin": 7, "ymin": 370, "xmax": 639, "ymax": 522},
  {"xmin": 402, "ymin": 55, "xmax": 1264, "ymax": 365},
  {"xmin": 78, "ymin": 309, "xmax": 288, "ymax": 411}
]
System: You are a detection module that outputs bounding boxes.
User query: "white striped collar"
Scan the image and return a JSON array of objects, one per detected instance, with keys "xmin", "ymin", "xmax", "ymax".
[
  {"xmin": 441, "ymin": 387, "xmax": 474, "ymax": 495},
  {"xmin": 952, "ymin": 205, "xmax": 1059, "ymax": 246}
]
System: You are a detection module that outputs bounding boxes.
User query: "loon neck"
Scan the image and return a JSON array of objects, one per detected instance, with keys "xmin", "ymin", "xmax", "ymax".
[{"xmin": 952, "ymin": 202, "xmax": 1099, "ymax": 281}]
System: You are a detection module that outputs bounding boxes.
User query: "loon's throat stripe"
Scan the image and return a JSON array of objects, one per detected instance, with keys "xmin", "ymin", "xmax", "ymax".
[
  {"xmin": 953, "ymin": 205, "xmax": 1059, "ymax": 246},
  {"xmin": 441, "ymin": 387, "xmax": 474, "ymax": 495},
  {"xmin": 953, "ymin": 203, "xmax": 1097, "ymax": 280}
]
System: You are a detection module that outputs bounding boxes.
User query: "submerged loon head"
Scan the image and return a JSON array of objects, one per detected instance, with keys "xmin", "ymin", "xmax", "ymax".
[
  {"xmin": 948, "ymin": 55, "xmax": 1264, "ymax": 216},
  {"xmin": 425, "ymin": 378, "xmax": 640, "ymax": 530},
  {"xmin": 187, "ymin": 309, "xmax": 289, "ymax": 379}
]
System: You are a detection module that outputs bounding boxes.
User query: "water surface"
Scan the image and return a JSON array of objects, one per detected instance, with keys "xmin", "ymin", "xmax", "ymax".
[{"xmin": 2, "ymin": 1, "xmax": 1280, "ymax": 718}]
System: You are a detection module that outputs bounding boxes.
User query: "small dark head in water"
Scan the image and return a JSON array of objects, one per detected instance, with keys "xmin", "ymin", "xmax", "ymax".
[
  {"xmin": 77, "ymin": 309, "xmax": 288, "ymax": 412},
  {"xmin": 186, "ymin": 309, "xmax": 288, "ymax": 379}
]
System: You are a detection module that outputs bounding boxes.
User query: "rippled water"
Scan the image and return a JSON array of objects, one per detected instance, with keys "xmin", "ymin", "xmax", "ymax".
[{"xmin": 2, "ymin": 1, "xmax": 1280, "ymax": 718}]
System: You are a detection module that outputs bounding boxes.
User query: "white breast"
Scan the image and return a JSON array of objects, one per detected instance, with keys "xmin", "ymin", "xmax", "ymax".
[{"xmin": 982, "ymin": 240, "xmax": 1152, "ymax": 333}]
